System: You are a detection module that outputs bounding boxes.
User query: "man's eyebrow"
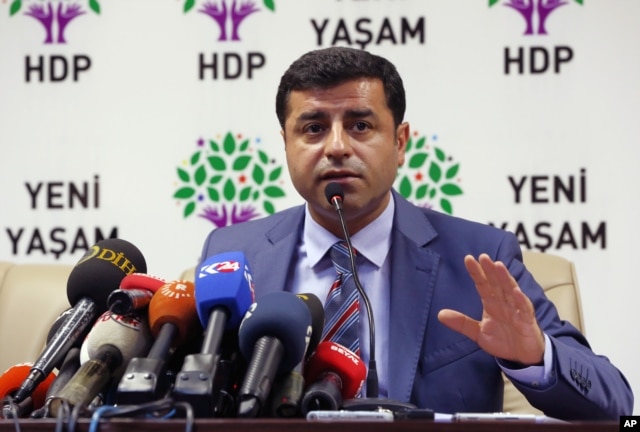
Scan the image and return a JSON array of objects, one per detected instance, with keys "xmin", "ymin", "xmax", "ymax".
[
  {"xmin": 296, "ymin": 110, "xmax": 328, "ymax": 122},
  {"xmin": 345, "ymin": 108, "xmax": 374, "ymax": 118},
  {"xmin": 294, "ymin": 108, "xmax": 376, "ymax": 123}
]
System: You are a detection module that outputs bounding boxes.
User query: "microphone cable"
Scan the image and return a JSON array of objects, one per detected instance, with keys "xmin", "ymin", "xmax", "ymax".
[
  {"xmin": 1, "ymin": 396, "xmax": 22, "ymax": 432},
  {"xmin": 324, "ymin": 182, "xmax": 417, "ymax": 414},
  {"xmin": 324, "ymin": 182, "xmax": 378, "ymax": 397},
  {"xmin": 87, "ymin": 399, "xmax": 194, "ymax": 432}
]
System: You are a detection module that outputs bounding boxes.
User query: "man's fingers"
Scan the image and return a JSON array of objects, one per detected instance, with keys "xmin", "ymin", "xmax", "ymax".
[
  {"xmin": 477, "ymin": 254, "xmax": 519, "ymax": 307},
  {"xmin": 437, "ymin": 309, "xmax": 480, "ymax": 342},
  {"xmin": 464, "ymin": 255, "xmax": 493, "ymax": 299}
]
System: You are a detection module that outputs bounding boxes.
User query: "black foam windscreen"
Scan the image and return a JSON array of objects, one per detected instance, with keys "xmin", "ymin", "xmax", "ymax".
[
  {"xmin": 296, "ymin": 293, "xmax": 324, "ymax": 357},
  {"xmin": 238, "ymin": 292, "xmax": 311, "ymax": 374},
  {"xmin": 324, "ymin": 182, "xmax": 344, "ymax": 204},
  {"xmin": 66, "ymin": 238, "xmax": 146, "ymax": 313}
]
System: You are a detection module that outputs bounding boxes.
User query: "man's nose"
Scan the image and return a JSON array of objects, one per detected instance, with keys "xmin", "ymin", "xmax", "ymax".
[{"xmin": 324, "ymin": 127, "xmax": 352, "ymax": 158}]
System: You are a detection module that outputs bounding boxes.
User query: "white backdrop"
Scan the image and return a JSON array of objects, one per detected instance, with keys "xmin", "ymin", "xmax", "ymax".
[{"xmin": 1, "ymin": 0, "xmax": 639, "ymax": 413}]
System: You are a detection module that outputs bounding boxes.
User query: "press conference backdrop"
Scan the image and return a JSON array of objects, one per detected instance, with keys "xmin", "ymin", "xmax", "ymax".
[{"xmin": 1, "ymin": 0, "xmax": 638, "ymax": 413}]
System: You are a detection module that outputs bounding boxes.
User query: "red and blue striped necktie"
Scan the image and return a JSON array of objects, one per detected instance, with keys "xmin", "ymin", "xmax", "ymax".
[{"xmin": 321, "ymin": 242, "xmax": 360, "ymax": 356}]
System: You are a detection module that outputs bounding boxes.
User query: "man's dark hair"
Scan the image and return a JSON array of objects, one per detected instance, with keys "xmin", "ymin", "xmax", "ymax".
[{"xmin": 275, "ymin": 47, "xmax": 406, "ymax": 129}]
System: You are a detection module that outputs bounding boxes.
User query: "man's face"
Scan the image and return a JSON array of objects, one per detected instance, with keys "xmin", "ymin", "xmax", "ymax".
[{"xmin": 283, "ymin": 78, "xmax": 409, "ymax": 235}]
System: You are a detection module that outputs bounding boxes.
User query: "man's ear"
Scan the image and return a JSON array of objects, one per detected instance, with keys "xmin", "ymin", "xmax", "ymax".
[{"xmin": 396, "ymin": 122, "xmax": 410, "ymax": 166}]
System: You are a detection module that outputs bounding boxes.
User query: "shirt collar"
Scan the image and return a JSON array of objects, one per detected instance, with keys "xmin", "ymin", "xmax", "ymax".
[{"xmin": 303, "ymin": 193, "xmax": 395, "ymax": 269}]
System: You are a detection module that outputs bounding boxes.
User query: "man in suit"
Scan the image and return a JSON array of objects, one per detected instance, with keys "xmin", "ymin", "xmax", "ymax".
[{"xmin": 200, "ymin": 46, "xmax": 633, "ymax": 419}]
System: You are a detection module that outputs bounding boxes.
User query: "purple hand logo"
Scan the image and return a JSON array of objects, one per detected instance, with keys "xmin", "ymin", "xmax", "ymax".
[
  {"xmin": 9, "ymin": 0, "xmax": 100, "ymax": 44},
  {"xmin": 183, "ymin": 0, "xmax": 275, "ymax": 42},
  {"xmin": 489, "ymin": 0, "xmax": 583, "ymax": 35}
]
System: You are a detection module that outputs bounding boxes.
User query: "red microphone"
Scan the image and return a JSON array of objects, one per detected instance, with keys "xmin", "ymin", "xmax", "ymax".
[
  {"xmin": 107, "ymin": 273, "xmax": 167, "ymax": 315},
  {"xmin": 301, "ymin": 341, "xmax": 366, "ymax": 414},
  {"xmin": 0, "ymin": 363, "xmax": 56, "ymax": 418}
]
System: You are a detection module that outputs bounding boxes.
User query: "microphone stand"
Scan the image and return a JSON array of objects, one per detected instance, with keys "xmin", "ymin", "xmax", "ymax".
[{"xmin": 325, "ymin": 183, "xmax": 416, "ymax": 413}]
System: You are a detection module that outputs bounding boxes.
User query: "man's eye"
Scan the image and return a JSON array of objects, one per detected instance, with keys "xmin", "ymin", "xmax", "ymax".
[
  {"xmin": 353, "ymin": 121, "xmax": 370, "ymax": 131},
  {"xmin": 305, "ymin": 124, "xmax": 323, "ymax": 134}
]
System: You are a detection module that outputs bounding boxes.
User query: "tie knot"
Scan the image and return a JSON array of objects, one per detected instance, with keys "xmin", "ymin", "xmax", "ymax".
[{"xmin": 330, "ymin": 242, "xmax": 353, "ymax": 274}]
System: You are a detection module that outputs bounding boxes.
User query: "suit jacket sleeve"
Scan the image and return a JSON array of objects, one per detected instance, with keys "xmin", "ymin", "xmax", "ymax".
[
  {"xmin": 500, "ymin": 236, "xmax": 633, "ymax": 419},
  {"xmin": 403, "ymin": 204, "xmax": 632, "ymax": 419}
]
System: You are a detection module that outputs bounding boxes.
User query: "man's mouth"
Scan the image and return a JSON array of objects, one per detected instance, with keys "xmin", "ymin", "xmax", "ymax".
[{"xmin": 321, "ymin": 170, "xmax": 359, "ymax": 181}]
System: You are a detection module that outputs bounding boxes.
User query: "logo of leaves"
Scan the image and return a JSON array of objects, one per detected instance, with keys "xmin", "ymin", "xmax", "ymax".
[
  {"xmin": 174, "ymin": 132, "xmax": 286, "ymax": 228},
  {"xmin": 395, "ymin": 135, "xmax": 463, "ymax": 215}
]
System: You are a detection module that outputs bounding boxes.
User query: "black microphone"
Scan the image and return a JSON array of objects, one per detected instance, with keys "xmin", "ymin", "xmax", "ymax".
[
  {"xmin": 236, "ymin": 291, "xmax": 312, "ymax": 418},
  {"xmin": 324, "ymin": 182, "xmax": 415, "ymax": 412},
  {"xmin": 268, "ymin": 293, "xmax": 325, "ymax": 417},
  {"xmin": 31, "ymin": 347, "xmax": 81, "ymax": 418},
  {"xmin": 1, "ymin": 308, "xmax": 86, "ymax": 419},
  {"xmin": 44, "ymin": 308, "xmax": 88, "ymax": 362},
  {"xmin": 11, "ymin": 238, "xmax": 146, "ymax": 404}
]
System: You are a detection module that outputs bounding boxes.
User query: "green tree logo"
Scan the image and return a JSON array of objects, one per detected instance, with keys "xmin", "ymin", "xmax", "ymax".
[
  {"xmin": 395, "ymin": 134, "xmax": 463, "ymax": 215},
  {"xmin": 173, "ymin": 132, "xmax": 287, "ymax": 227}
]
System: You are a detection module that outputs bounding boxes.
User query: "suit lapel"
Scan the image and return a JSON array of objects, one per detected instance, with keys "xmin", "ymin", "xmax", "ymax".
[
  {"xmin": 251, "ymin": 206, "xmax": 305, "ymax": 297},
  {"xmin": 387, "ymin": 191, "xmax": 440, "ymax": 402}
]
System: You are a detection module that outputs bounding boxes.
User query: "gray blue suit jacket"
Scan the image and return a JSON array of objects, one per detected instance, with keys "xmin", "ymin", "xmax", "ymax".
[{"xmin": 199, "ymin": 190, "xmax": 633, "ymax": 420}]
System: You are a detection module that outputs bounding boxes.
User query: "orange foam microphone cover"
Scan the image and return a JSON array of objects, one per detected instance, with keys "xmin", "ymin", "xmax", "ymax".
[
  {"xmin": 148, "ymin": 280, "xmax": 200, "ymax": 347},
  {"xmin": 0, "ymin": 363, "xmax": 56, "ymax": 412}
]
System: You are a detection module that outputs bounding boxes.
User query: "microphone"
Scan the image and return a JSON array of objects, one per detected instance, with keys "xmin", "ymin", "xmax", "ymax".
[
  {"xmin": 269, "ymin": 293, "xmax": 325, "ymax": 417},
  {"xmin": 11, "ymin": 238, "xmax": 146, "ymax": 404},
  {"xmin": 30, "ymin": 347, "xmax": 81, "ymax": 418},
  {"xmin": 296, "ymin": 293, "xmax": 325, "ymax": 361},
  {"xmin": 236, "ymin": 291, "xmax": 312, "ymax": 418},
  {"xmin": 0, "ymin": 364, "xmax": 56, "ymax": 418},
  {"xmin": 45, "ymin": 309, "xmax": 82, "ymax": 354},
  {"xmin": 48, "ymin": 310, "xmax": 153, "ymax": 416},
  {"xmin": 42, "ymin": 308, "xmax": 90, "ymax": 371},
  {"xmin": 116, "ymin": 280, "xmax": 201, "ymax": 404},
  {"xmin": 208, "ymin": 332, "xmax": 246, "ymax": 418},
  {"xmin": 1, "ymin": 306, "xmax": 85, "ymax": 419},
  {"xmin": 324, "ymin": 182, "xmax": 415, "ymax": 412},
  {"xmin": 300, "ymin": 341, "xmax": 366, "ymax": 414},
  {"xmin": 107, "ymin": 273, "xmax": 166, "ymax": 315},
  {"xmin": 172, "ymin": 251, "xmax": 255, "ymax": 417}
]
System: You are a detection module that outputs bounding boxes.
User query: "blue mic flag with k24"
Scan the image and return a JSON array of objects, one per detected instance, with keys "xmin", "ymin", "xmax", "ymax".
[{"xmin": 195, "ymin": 251, "xmax": 256, "ymax": 330}]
